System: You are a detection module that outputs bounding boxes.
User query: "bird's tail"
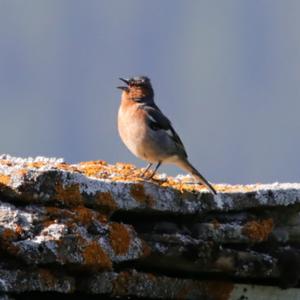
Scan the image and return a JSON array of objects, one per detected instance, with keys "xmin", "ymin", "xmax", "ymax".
[{"xmin": 175, "ymin": 158, "xmax": 217, "ymax": 195}]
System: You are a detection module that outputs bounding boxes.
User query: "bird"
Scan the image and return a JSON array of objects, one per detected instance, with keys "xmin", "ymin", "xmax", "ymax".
[{"xmin": 117, "ymin": 76, "xmax": 217, "ymax": 195}]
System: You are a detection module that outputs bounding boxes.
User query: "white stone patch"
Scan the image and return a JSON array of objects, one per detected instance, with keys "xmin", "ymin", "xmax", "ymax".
[
  {"xmin": 174, "ymin": 233, "xmax": 196, "ymax": 245},
  {"xmin": 230, "ymin": 284, "xmax": 300, "ymax": 300},
  {"xmin": 174, "ymin": 174, "xmax": 194, "ymax": 182},
  {"xmin": 58, "ymin": 170, "xmax": 108, "ymax": 196},
  {"xmin": 153, "ymin": 242, "xmax": 168, "ymax": 254},
  {"xmin": 254, "ymin": 183, "xmax": 300, "ymax": 206},
  {"xmin": 18, "ymin": 223, "xmax": 68, "ymax": 258},
  {"xmin": 0, "ymin": 278, "xmax": 10, "ymax": 292},
  {"xmin": 0, "ymin": 154, "xmax": 65, "ymax": 190},
  {"xmin": 0, "ymin": 154, "xmax": 64, "ymax": 164},
  {"xmin": 0, "ymin": 201, "xmax": 37, "ymax": 232},
  {"xmin": 155, "ymin": 173, "xmax": 168, "ymax": 181},
  {"xmin": 33, "ymin": 223, "xmax": 67, "ymax": 244},
  {"xmin": 214, "ymin": 193, "xmax": 224, "ymax": 209},
  {"xmin": 0, "ymin": 202, "xmax": 18, "ymax": 230}
]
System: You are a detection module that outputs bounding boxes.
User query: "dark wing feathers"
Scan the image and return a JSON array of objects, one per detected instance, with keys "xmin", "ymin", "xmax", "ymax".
[{"xmin": 142, "ymin": 105, "xmax": 188, "ymax": 157}]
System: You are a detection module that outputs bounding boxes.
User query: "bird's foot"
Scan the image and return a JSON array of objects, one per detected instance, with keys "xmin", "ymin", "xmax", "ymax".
[
  {"xmin": 142, "ymin": 173, "xmax": 155, "ymax": 180},
  {"xmin": 149, "ymin": 177, "xmax": 167, "ymax": 183},
  {"xmin": 140, "ymin": 171, "xmax": 152, "ymax": 179},
  {"xmin": 140, "ymin": 163, "xmax": 153, "ymax": 178}
]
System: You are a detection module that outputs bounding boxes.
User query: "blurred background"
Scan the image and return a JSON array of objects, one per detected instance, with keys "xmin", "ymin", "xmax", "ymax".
[{"xmin": 0, "ymin": 1, "xmax": 299, "ymax": 184}]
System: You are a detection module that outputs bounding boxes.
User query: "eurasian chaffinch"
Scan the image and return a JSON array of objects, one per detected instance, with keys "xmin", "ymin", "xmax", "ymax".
[{"xmin": 117, "ymin": 76, "xmax": 217, "ymax": 195}]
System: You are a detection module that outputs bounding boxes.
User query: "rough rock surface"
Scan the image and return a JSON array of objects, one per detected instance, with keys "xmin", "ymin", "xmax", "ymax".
[{"xmin": 1, "ymin": 154, "xmax": 300, "ymax": 299}]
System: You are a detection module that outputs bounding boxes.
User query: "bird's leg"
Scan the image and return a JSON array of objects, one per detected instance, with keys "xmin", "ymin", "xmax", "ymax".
[
  {"xmin": 146, "ymin": 162, "xmax": 161, "ymax": 180},
  {"xmin": 141, "ymin": 163, "xmax": 153, "ymax": 178}
]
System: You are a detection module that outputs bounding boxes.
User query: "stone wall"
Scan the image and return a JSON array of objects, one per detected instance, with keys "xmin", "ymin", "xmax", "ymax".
[{"xmin": 0, "ymin": 154, "xmax": 300, "ymax": 299}]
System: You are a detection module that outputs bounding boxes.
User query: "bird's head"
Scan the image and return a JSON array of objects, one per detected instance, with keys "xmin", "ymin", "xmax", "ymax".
[{"xmin": 117, "ymin": 76, "xmax": 154, "ymax": 101}]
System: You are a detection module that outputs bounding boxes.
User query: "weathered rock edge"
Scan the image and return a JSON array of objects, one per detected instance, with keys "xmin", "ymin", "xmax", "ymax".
[{"xmin": 1, "ymin": 155, "xmax": 300, "ymax": 299}]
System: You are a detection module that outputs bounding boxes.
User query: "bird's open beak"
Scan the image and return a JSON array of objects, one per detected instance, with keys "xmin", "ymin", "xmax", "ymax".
[
  {"xmin": 117, "ymin": 78, "xmax": 129, "ymax": 91},
  {"xmin": 119, "ymin": 78, "xmax": 129, "ymax": 85}
]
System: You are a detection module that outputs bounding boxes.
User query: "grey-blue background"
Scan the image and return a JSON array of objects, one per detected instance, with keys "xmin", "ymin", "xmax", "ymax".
[{"xmin": 1, "ymin": 1, "xmax": 299, "ymax": 184}]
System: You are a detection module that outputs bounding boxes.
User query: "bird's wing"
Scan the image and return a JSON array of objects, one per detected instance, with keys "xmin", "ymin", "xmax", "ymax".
[{"xmin": 142, "ymin": 104, "xmax": 188, "ymax": 158}]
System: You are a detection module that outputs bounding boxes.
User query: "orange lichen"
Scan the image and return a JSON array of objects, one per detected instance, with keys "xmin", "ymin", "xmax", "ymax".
[
  {"xmin": 109, "ymin": 223, "xmax": 131, "ymax": 255},
  {"xmin": 0, "ymin": 173, "xmax": 10, "ymax": 186},
  {"xmin": 45, "ymin": 205, "xmax": 107, "ymax": 227},
  {"xmin": 45, "ymin": 207, "xmax": 72, "ymax": 224},
  {"xmin": 38, "ymin": 269, "xmax": 56, "ymax": 287},
  {"xmin": 0, "ymin": 228, "xmax": 17, "ymax": 241},
  {"xmin": 73, "ymin": 206, "xmax": 94, "ymax": 226},
  {"xmin": 15, "ymin": 224, "xmax": 24, "ymax": 236},
  {"xmin": 141, "ymin": 240, "xmax": 151, "ymax": 257},
  {"xmin": 15, "ymin": 169, "xmax": 28, "ymax": 177},
  {"xmin": 176, "ymin": 282, "xmax": 204, "ymax": 299},
  {"xmin": 204, "ymin": 281, "xmax": 234, "ymax": 300},
  {"xmin": 0, "ymin": 159, "xmax": 12, "ymax": 166},
  {"xmin": 159, "ymin": 177, "xmax": 209, "ymax": 194},
  {"xmin": 130, "ymin": 183, "xmax": 155, "ymax": 207},
  {"xmin": 97, "ymin": 214, "xmax": 108, "ymax": 223},
  {"xmin": 109, "ymin": 162, "xmax": 147, "ymax": 182},
  {"xmin": 46, "ymin": 206, "xmax": 65, "ymax": 216},
  {"xmin": 95, "ymin": 191, "xmax": 117, "ymax": 214},
  {"xmin": 215, "ymin": 184, "xmax": 261, "ymax": 193},
  {"xmin": 83, "ymin": 241, "xmax": 112, "ymax": 270},
  {"xmin": 242, "ymin": 218, "xmax": 274, "ymax": 242},
  {"xmin": 4, "ymin": 241, "xmax": 20, "ymax": 256},
  {"xmin": 112, "ymin": 271, "xmax": 130, "ymax": 296},
  {"xmin": 0, "ymin": 228, "xmax": 20, "ymax": 256},
  {"xmin": 113, "ymin": 271, "xmax": 156, "ymax": 296},
  {"xmin": 80, "ymin": 160, "xmax": 108, "ymax": 167},
  {"xmin": 55, "ymin": 181, "xmax": 83, "ymax": 206},
  {"xmin": 110, "ymin": 165, "xmax": 140, "ymax": 182},
  {"xmin": 55, "ymin": 162, "xmax": 80, "ymax": 173},
  {"xmin": 76, "ymin": 160, "xmax": 175, "ymax": 183},
  {"xmin": 26, "ymin": 162, "xmax": 47, "ymax": 169},
  {"xmin": 78, "ymin": 160, "xmax": 108, "ymax": 177},
  {"xmin": 115, "ymin": 162, "xmax": 135, "ymax": 170}
]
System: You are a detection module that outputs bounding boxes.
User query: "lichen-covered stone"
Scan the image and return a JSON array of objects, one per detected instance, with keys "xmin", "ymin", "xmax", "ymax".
[
  {"xmin": 0, "ymin": 266, "xmax": 74, "ymax": 293},
  {"xmin": 86, "ymin": 270, "xmax": 234, "ymax": 299},
  {"xmin": 0, "ymin": 200, "xmax": 147, "ymax": 269},
  {"xmin": 1, "ymin": 154, "xmax": 300, "ymax": 215},
  {"xmin": 0, "ymin": 154, "xmax": 300, "ymax": 298}
]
